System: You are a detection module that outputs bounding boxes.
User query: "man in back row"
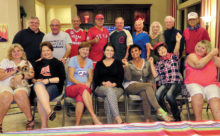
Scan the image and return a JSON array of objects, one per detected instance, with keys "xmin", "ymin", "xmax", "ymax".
[
  {"xmin": 87, "ymin": 14, "xmax": 109, "ymax": 62},
  {"xmin": 109, "ymin": 17, "xmax": 133, "ymax": 61},
  {"xmin": 66, "ymin": 16, "xmax": 87, "ymax": 58}
]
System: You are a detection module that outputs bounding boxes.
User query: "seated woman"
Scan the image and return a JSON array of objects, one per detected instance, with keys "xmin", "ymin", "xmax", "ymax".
[
  {"xmin": 149, "ymin": 33, "xmax": 182, "ymax": 121},
  {"xmin": 94, "ymin": 44, "xmax": 124, "ymax": 124},
  {"xmin": 185, "ymin": 40, "xmax": 220, "ymax": 121},
  {"xmin": 0, "ymin": 44, "xmax": 34, "ymax": 133},
  {"xmin": 66, "ymin": 42, "xmax": 101, "ymax": 125},
  {"xmin": 33, "ymin": 41, "xmax": 66, "ymax": 128},
  {"xmin": 124, "ymin": 44, "xmax": 173, "ymax": 122}
]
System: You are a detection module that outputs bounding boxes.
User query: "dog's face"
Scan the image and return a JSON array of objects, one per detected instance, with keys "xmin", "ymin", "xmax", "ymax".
[{"xmin": 17, "ymin": 62, "xmax": 30, "ymax": 74}]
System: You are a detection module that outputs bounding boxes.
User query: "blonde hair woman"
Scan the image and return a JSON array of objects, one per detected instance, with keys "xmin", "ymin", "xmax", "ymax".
[
  {"xmin": 0, "ymin": 44, "xmax": 34, "ymax": 133},
  {"xmin": 147, "ymin": 21, "xmax": 165, "ymax": 61}
]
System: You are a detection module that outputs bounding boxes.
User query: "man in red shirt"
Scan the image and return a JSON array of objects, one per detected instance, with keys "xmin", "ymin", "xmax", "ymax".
[
  {"xmin": 183, "ymin": 12, "xmax": 210, "ymax": 55},
  {"xmin": 87, "ymin": 14, "xmax": 109, "ymax": 62},
  {"xmin": 66, "ymin": 16, "xmax": 87, "ymax": 57}
]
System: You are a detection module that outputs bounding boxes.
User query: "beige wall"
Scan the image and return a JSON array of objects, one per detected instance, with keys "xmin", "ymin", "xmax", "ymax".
[
  {"xmin": 44, "ymin": 0, "xmax": 171, "ymax": 32},
  {"xmin": 35, "ymin": 0, "xmax": 46, "ymax": 33},
  {"xmin": 20, "ymin": 0, "xmax": 36, "ymax": 29},
  {"xmin": 0, "ymin": 0, "xmax": 20, "ymax": 61}
]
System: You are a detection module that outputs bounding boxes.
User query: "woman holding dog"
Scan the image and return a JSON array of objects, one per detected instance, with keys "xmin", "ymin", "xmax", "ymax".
[
  {"xmin": 33, "ymin": 41, "xmax": 66, "ymax": 128},
  {"xmin": 0, "ymin": 44, "xmax": 34, "ymax": 133}
]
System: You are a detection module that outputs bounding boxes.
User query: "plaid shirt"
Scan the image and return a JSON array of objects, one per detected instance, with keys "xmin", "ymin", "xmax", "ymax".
[{"xmin": 156, "ymin": 54, "xmax": 181, "ymax": 84}]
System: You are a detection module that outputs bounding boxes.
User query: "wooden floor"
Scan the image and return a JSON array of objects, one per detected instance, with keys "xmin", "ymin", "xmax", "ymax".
[{"xmin": 2, "ymin": 101, "xmax": 213, "ymax": 133}]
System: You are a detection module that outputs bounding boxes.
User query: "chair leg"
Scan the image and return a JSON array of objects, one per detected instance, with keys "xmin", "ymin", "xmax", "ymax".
[
  {"xmin": 125, "ymin": 95, "xmax": 128, "ymax": 123},
  {"xmin": 185, "ymin": 98, "xmax": 191, "ymax": 120},
  {"xmin": 62, "ymin": 99, "xmax": 65, "ymax": 127},
  {"xmin": 206, "ymin": 104, "xmax": 209, "ymax": 112}
]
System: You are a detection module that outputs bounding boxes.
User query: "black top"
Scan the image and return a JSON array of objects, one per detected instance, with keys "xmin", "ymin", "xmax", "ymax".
[
  {"xmin": 110, "ymin": 30, "xmax": 127, "ymax": 60},
  {"xmin": 164, "ymin": 27, "xmax": 185, "ymax": 57},
  {"xmin": 33, "ymin": 58, "xmax": 66, "ymax": 94},
  {"xmin": 93, "ymin": 59, "xmax": 124, "ymax": 89},
  {"xmin": 12, "ymin": 27, "xmax": 44, "ymax": 63}
]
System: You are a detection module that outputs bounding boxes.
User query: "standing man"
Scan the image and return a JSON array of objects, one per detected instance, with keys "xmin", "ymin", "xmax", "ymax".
[
  {"xmin": 87, "ymin": 14, "xmax": 109, "ymax": 62},
  {"xmin": 164, "ymin": 16, "xmax": 184, "ymax": 57},
  {"xmin": 13, "ymin": 16, "xmax": 44, "ymax": 64},
  {"xmin": 183, "ymin": 12, "xmax": 210, "ymax": 55},
  {"xmin": 109, "ymin": 17, "xmax": 133, "ymax": 61},
  {"xmin": 42, "ymin": 19, "xmax": 71, "ymax": 63},
  {"xmin": 42, "ymin": 18, "xmax": 72, "ymax": 111},
  {"xmin": 66, "ymin": 16, "xmax": 87, "ymax": 58}
]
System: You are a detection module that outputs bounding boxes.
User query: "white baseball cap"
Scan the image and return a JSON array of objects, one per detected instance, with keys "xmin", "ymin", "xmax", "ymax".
[{"xmin": 188, "ymin": 12, "xmax": 198, "ymax": 20}]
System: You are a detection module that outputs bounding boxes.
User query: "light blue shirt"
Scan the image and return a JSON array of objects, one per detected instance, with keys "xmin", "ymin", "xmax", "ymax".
[{"xmin": 67, "ymin": 56, "xmax": 93, "ymax": 86}]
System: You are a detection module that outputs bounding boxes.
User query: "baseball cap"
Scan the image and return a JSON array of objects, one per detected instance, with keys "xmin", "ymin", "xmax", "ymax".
[
  {"xmin": 153, "ymin": 42, "xmax": 164, "ymax": 51},
  {"xmin": 95, "ymin": 14, "xmax": 104, "ymax": 19},
  {"xmin": 188, "ymin": 12, "xmax": 198, "ymax": 20}
]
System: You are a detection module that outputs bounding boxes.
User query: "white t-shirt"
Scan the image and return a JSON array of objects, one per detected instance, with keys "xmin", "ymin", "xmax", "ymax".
[
  {"xmin": 0, "ymin": 59, "xmax": 32, "ymax": 86},
  {"xmin": 42, "ymin": 31, "xmax": 72, "ymax": 59}
]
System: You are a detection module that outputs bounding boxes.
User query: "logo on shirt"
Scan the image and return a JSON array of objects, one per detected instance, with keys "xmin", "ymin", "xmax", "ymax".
[
  {"xmin": 5, "ymin": 68, "xmax": 14, "ymax": 73},
  {"xmin": 118, "ymin": 36, "xmax": 125, "ymax": 44},
  {"xmin": 96, "ymin": 34, "xmax": 108, "ymax": 39},
  {"xmin": 78, "ymin": 70, "xmax": 88, "ymax": 77},
  {"xmin": 50, "ymin": 40, "xmax": 65, "ymax": 48},
  {"xmin": 40, "ymin": 65, "xmax": 51, "ymax": 77}
]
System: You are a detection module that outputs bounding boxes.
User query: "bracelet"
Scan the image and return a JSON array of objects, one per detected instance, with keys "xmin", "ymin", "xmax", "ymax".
[{"xmin": 48, "ymin": 78, "xmax": 50, "ymax": 83}]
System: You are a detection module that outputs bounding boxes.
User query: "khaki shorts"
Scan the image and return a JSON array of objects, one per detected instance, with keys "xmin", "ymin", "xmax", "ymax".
[
  {"xmin": 186, "ymin": 83, "xmax": 220, "ymax": 101},
  {"xmin": 0, "ymin": 85, "xmax": 30, "ymax": 95}
]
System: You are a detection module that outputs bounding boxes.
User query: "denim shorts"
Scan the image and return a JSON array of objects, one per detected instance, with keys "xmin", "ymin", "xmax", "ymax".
[{"xmin": 34, "ymin": 82, "xmax": 60, "ymax": 101}]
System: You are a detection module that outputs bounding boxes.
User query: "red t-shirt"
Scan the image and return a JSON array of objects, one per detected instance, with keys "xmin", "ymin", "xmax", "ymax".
[
  {"xmin": 183, "ymin": 27, "xmax": 210, "ymax": 54},
  {"xmin": 65, "ymin": 28, "xmax": 86, "ymax": 57},
  {"xmin": 86, "ymin": 26, "xmax": 109, "ymax": 61}
]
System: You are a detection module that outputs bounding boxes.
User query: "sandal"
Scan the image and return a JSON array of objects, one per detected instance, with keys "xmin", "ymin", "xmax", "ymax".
[
  {"xmin": 157, "ymin": 108, "xmax": 174, "ymax": 122},
  {"xmin": 0, "ymin": 124, "xmax": 2, "ymax": 133},
  {"xmin": 26, "ymin": 118, "xmax": 35, "ymax": 130},
  {"xmin": 49, "ymin": 111, "xmax": 56, "ymax": 121}
]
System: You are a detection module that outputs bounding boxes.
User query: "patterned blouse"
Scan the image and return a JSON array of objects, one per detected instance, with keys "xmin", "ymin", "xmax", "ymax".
[{"xmin": 156, "ymin": 53, "xmax": 182, "ymax": 84}]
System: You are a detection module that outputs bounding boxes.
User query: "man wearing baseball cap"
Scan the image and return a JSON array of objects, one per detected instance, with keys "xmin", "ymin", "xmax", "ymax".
[
  {"xmin": 87, "ymin": 14, "xmax": 109, "ymax": 62},
  {"xmin": 183, "ymin": 12, "xmax": 210, "ymax": 55}
]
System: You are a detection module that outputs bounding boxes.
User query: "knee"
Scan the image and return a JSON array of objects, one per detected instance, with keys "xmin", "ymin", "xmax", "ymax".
[
  {"xmin": 34, "ymin": 82, "xmax": 44, "ymax": 91},
  {"xmin": 105, "ymin": 88, "xmax": 115, "ymax": 97},
  {"xmin": 14, "ymin": 90, "xmax": 27, "ymax": 99}
]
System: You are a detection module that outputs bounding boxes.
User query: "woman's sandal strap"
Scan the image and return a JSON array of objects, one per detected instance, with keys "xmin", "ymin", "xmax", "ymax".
[
  {"xmin": 26, "ymin": 119, "xmax": 34, "ymax": 130},
  {"xmin": 49, "ymin": 111, "xmax": 56, "ymax": 121}
]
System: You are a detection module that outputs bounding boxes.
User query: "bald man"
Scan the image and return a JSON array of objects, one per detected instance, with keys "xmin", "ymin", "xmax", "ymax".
[{"xmin": 42, "ymin": 19, "xmax": 72, "ymax": 63}]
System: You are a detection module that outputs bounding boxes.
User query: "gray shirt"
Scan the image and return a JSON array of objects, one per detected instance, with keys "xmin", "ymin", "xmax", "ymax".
[{"xmin": 42, "ymin": 31, "xmax": 72, "ymax": 58}]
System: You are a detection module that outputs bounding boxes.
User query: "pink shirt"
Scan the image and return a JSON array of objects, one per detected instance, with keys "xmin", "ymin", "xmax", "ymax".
[
  {"xmin": 87, "ymin": 26, "xmax": 109, "ymax": 61},
  {"xmin": 66, "ymin": 28, "xmax": 87, "ymax": 57},
  {"xmin": 183, "ymin": 27, "xmax": 210, "ymax": 54},
  {"xmin": 184, "ymin": 53, "xmax": 220, "ymax": 87}
]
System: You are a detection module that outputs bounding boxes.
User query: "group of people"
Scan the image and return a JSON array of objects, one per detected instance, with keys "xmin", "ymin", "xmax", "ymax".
[{"xmin": 0, "ymin": 10, "xmax": 220, "ymax": 133}]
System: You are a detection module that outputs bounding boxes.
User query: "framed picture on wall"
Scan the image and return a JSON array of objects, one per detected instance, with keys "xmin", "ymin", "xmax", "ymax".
[{"xmin": 0, "ymin": 24, "xmax": 8, "ymax": 42}]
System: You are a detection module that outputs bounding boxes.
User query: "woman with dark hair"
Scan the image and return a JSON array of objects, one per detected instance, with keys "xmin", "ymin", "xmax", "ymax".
[
  {"xmin": 149, "ymin": 33, "xmax": 182, "ymax": 121},
  {"xmin": 33, "ymin": 41, "xmax": 66, "ymax": 128},
  {"xmin": 124, "ymin": 44, "xmax": 173, "ymax": 122},
  {"xmin": 93, "ymin": 44, "xmax": 124, "ymax": 124},
  {"xmin": 66, "ymin": 42, "xmax": 101, "ymax": 125}
]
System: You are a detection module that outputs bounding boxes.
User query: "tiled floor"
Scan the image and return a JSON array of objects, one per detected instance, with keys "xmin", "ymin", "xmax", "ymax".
[{"xmin": 2, "ymin": 101, "xmax": 213, "ymax": 133}]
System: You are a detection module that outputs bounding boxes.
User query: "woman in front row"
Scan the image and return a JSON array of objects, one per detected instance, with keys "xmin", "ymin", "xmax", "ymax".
[
  {"xmin": 66, "ymin": 42, "xmax": 101, "ymax": 125},
  {"xmin": 33, "ymin": 41, "xmax": 66, "ymax": 128},
  {"xmin": 185, "ymin": 40, "xmax": 220, "ymax": 121},
  {"xmin": 0, "ymin": 44, "xmax": 34, "ymax": 133},
  {"xmin": 94, "ymin": 44, "xmax": 124, "ymax": 124},
  {"xmin": 124, "ymin": 45, "xmax": 173, "ymax": 122}
]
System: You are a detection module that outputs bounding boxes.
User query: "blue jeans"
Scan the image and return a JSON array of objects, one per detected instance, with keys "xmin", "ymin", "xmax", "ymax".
[{"xmin": 156, "ymin": 83, "xmax": 181, "ymax": 121}]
